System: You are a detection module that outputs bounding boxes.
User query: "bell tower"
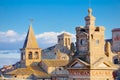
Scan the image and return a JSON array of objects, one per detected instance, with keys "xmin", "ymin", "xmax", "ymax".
[
  {"xmin": 57, "ymin": 33, "xmax": 71, "ymax": 49},
  {"xmin": 20, "ymin": 24, "xmax": 41, "ymax": 67},
  {"xmin": 76, "ymin": 8, "xmax": 105, "ymax": 64}
]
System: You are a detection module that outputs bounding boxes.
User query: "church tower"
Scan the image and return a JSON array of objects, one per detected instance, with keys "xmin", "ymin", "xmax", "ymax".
[
  {"xmin": 76, "ymin": 8, "xmax": 105, "ymax": 64},
  {"xmin": 20, "ymin": 24, "xmax": 41, "ymax": 67},
  {"xmin": 57, "ymin": 33, "xmax": 71, "ymax": 49},
  {"xmin": 67, "ymin": 8, "xmax": 118, "ymax": 80}
]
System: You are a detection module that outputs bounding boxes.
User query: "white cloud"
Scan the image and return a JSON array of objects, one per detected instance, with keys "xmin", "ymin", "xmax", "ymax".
[
  {"xmin": 5, "ymin": 30, "xmax": 17, "ymax": 37},
  {"xmin": 0, "ymin": 30, "xmax": 26, "ymax": 43},
  {"xmin": 0, "ymin": 30, "xmax": 76, "ymax": 49},
  {"xmin": 36, "ymin": 31, "xmax": 75, "ymax": 45}
]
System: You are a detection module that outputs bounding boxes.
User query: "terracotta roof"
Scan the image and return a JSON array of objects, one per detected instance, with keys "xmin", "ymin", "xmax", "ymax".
[
  {"xmin": 6, "ymin": 66, "xmax": 51, "ymax": 78},
  {"xmin": 42, "ymin": 60, "xmax": 69, "ymax": 67},
  {"xmin": 23, "ymin": 26, "xmax": 39, "ymax": 48}
]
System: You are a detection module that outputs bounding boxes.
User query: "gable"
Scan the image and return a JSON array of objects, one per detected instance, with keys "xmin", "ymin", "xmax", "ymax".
[
  {"xmin": 71, "ymin": 62, "xmax": 84, "ymax": 68},
  {"xmin": 97, "ymin": 62, "xmax": 110, "ymax": 68},
  {"xmin": 68, "ymin": 58, "xmax": 89, "ymax": 68}
]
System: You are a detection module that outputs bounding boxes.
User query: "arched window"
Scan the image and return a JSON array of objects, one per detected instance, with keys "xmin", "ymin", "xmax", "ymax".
[
  {"xmin": 96, "ymin": 40, "xmax": 99, "ymax": 45},
  {"xmin": 65, "ymin": 38, "xmax": 67, "ymax": 46},
  {"xmin": 28, "ymin": 52, "xmax": 32, "ymax": 59},
  {"xmin": 114, "ymin": 58, "xmax": 118, "ymax": 64},
  {"xmin": 34, "ymin": 52, "xmax": 39, "ymax": 59},
  {"xmin": 21, "ymin": 53, "xmax": 23, "ymax": 60},
  {"xmin": 68, "ymin": 38, "xmax": 70, "ymax": 45}
]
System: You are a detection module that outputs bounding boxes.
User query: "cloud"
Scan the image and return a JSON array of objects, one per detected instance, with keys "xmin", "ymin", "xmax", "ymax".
[
  {"xmin": 0, "ymin": 30, "xmax": 26, "ymax": 43},
  {"xmin": 0, "ymin": 30, "xmax": 75, "ymax": 49},
  {"xmin": 36, "ymin": 31, "xmax": 76, "ymax": 48}
]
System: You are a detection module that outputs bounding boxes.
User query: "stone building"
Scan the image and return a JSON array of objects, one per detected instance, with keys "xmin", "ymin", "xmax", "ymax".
[
  {"xmin": 58, "ymin": 33, "xmax": 71, "ymax": 49},
  {"xmin": 67, "ymin": 8, "xmax": 118, "ymax": 80},
  {"xmin": 112, "ymin": 28, "xmax": 120, "ymax": 52},
  {"xmin": 42, "ymin": 32, "xmax": 71, "ymax": 59},
  {"xmin": 111, "ymin": 28, "xmax": 120, "ymax": 71},
  {"xmin": 2, "ymin": 24, "xmax": 69, "ymax": 80}
]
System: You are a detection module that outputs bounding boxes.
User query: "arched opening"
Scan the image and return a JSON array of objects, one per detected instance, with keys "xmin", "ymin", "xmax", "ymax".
[
  {"xmin": 65, "ymin": 38, "xmax": 67, "ymax": 46},
  {"xmin": 34, "ymin": 52, "xmax": 39, "ymax": 59},
  {"xmin": 114, "ymin": 58, "xmax": 118, "ymax": 64},
  {"xmin": 28, "ymin": 52, "xmax": 32, "ymax": 59},
  {"xmin": 68, "ymin": 38, "xmax": 70, "ymax": 45}
]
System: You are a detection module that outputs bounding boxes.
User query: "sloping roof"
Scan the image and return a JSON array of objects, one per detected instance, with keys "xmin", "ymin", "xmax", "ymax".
[
  {"xmin": 57, "ymin": 32, "xmax": 71, "ymax": 37},
  {"xmin": 67, "ymin": 58, "xmax": 90, "ymax": 68},
  {"xmin": 42, "ymin": 60, "xmax": 69, "ymax": 67},
  {"xmin": 6, "ymin": 66, "xmax": 51, "ymax": 78},
  {"xmin": 92, "ymin": 57, "xmax": 119, "ymax": 69},
  {"xmin": 23, "ymin": 25, "xmax": 39, "ymax": 48}
]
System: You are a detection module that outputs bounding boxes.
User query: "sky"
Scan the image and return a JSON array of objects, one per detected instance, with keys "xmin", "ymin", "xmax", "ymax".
[{"xmin": 0, "ymin": 0, "xmax": 120, "ymax": 50}]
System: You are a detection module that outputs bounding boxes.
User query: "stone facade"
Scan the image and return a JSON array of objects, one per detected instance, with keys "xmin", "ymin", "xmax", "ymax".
[
  {"xmin": 67, "ymin": 8, "xmax": 118, "ymax": 80},
  {"xmin": 58, "ymin": 33, "xmax": 71, "ymax": 49},
  {"xmin": 42, "ymin": 33, "xmax": 71, "ymax": 60},
  {"xmin": 112, "ymin": 28, "xmax": 120, "ymax": 52}
]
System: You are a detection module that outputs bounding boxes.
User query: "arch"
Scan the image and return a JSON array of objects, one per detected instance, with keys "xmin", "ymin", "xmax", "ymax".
[
  {"xmin": 34, "ymin": 52, "xmax": 39, "ymax": 59},
  {"xmin": 28, "ymin": 52, "xmax": 32, "ymax": 59},
  {"xmin": 114, "ymin": 58, "xmax": 118, "ymax": 64},
  {"xmin": 65, "ymin": 38, "xmax": 67, "ymax": 46},
  {"xmin": 68, "ymin": 38, "xmax": 70, "ymax": 45}
]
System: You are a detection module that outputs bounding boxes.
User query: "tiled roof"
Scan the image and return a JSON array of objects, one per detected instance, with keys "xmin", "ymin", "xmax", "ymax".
[
  {"xmin": 42, "ymin": 60, "xmax": 69, "ymax": 67},
  {"xmin": 6, "ymin": 66, "xmax": 51, "ymax": 78}
]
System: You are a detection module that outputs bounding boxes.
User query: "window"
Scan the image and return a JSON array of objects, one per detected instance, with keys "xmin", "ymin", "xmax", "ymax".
[
  {"xmin": 34, "ymin": 52, "xmax": 39, "ymax": 59},
  {"xmin": 114, "ymin": 58, "xmax": 118, "ymax": 64},
  {"xmin": 65, "ymin": 38, "xmax": 67, "ymax": 46},
  {"xmin": 96, "ymin": 40, "xmax": 99, "ymax": 45},
  {"xmin": 68, "ymin": 38, "xmax": 70, "ymax": 45},
  {"xmin": 28, "ymin": 52, "xmax": 32, "ymax": 59},
  {"xmin": 80, "ymin": 39, "xmax": 86, "ymax": 46},
  {"xmin": 21, "ymin": 53, "xmax": 23, "ymax": 60},
  {"xmin": 59, "ymin": 68, "xmax": 62, "ymax": 70},
  {"xmin": 58, "ymin": 38, "xmax": 60, "ymax": 43}
]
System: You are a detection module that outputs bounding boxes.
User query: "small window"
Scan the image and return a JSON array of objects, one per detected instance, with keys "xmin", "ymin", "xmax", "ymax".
[
  {"xmin": 28, "ymin": 52, "xmax": 32, "ymax": 59},
  {"xmin": 96, "ymin": 40, "xmax": 99, "ymax": 44},
  {"xmin": 68, "ymin": 38, "xmax": 70, "ymax": 45},
  {"xmin": 34, "ymin": 52, "xmax": 39, "ymax": 59},
  {"xmin": 58, "ymin": 38, "xmax": 60, "ymax": 43},
  {"xmin": 80, "ymin": 39, "xmax": 86, "ymax": 46},
  {"xmin": 114, "ymin": 58, "xmax": 118, "ymax": 64},
  {"xmin": 65, "ymin": 38, "xmax": 67, "ymax": 46},
  {"xmin": 59, "ymin": 68, "xmax": 62, "ymax": 70}
]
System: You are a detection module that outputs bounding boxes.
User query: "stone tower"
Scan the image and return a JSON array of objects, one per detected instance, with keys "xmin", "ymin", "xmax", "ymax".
[
  {"xmin": 76, "ymin": 8, "xmax": 105, "ymax": 64},
  {"xmin": 20, "ymin": 25, "xmax": 41, "ymax": 67},
  {"xmin": 57, "ymin": 33, "xmax": 71, "ymax": 49},
  {"xmin": 66, "ymin": 8, "xmax": 118, "ymax": 80}
]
